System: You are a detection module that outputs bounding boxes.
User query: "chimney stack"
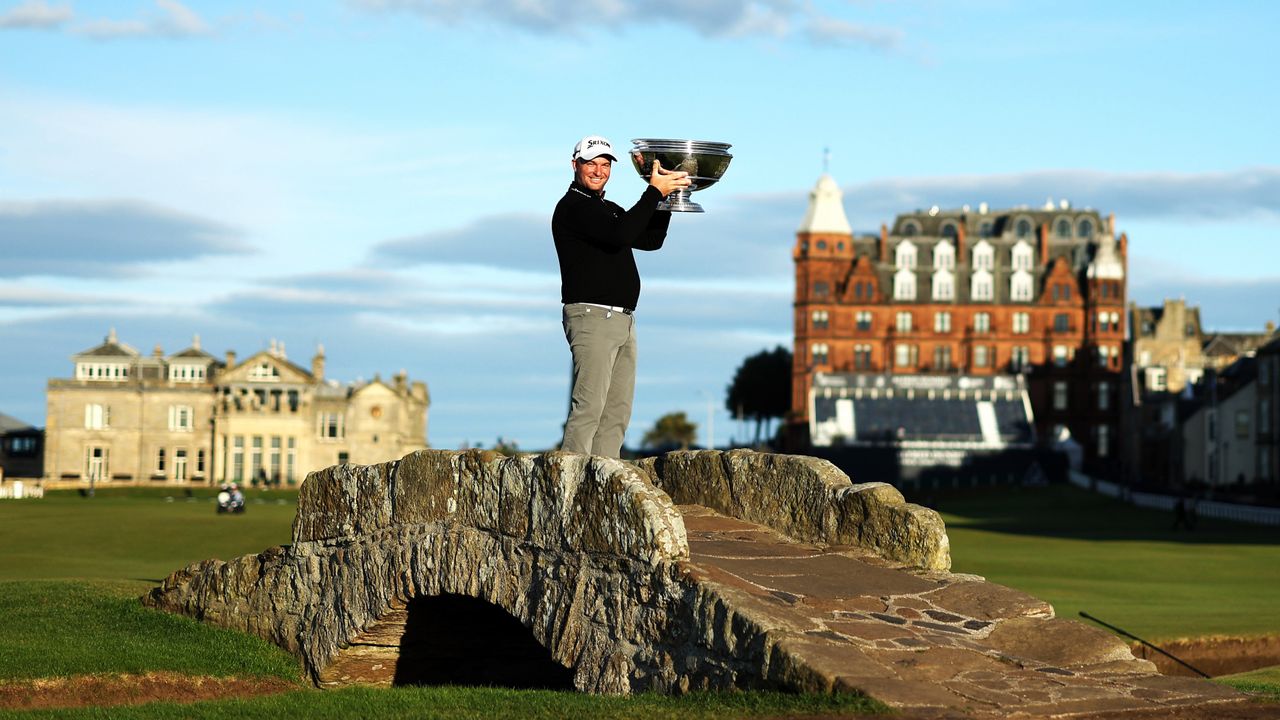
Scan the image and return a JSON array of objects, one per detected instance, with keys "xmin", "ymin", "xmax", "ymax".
[
  {"xmin": 225, "ymin": 350, "xmax": 237, "ymax": 368},
  {"xmin": 311, "ymin": 344, "xmax": 326, "ymax": 381}
]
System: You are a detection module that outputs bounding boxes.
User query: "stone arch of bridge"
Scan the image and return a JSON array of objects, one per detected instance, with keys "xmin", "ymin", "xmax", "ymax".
[
  {"xmin": 389, "ymin": 593, "xmax": 576, "ymax": 689},
  {"xmin": 292, "ymin": 450, "xmax": 692, "ymax": 693},
  {"xmin": 313, "ymin": 530, "xmax": 642, "ymax": 692}
]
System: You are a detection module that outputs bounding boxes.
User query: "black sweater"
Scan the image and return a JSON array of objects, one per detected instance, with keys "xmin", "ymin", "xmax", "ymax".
[{"xmin": 552, "ymin": 181, "xmax": 671, "ymax": 310}]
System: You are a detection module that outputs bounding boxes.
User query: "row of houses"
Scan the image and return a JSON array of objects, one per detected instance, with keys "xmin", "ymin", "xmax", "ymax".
[
  {"xmin": 0, "ymin": 332, "xmax": 429, "ymax": 485},
  {"xmin": 1128, "ymin": 300, "xmax": 1279, "ymax": 490}
]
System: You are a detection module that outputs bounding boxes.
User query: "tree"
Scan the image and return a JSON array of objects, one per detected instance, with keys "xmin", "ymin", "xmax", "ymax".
[
  {"xmin": 491, "ymin": 436, "xmax": 520, "ymax": 457},
  {"xmin": 642, "ymin": 411, "xmax": 698, "ymax": 450},
  {"xmin": 725, "ymin": 346, "xmax": 792, "ymax": 445}
]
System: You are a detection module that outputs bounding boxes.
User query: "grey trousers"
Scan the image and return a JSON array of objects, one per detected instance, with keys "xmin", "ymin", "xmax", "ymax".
[{"xmin": 561, "ymin": 303, "xmax": 637, "ymax": 458}]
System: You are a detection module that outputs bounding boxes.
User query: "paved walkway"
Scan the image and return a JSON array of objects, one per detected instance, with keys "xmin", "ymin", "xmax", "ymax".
[{"xmin": 679, "ymin": 505, "xmax": 1257, "ymax": 718}]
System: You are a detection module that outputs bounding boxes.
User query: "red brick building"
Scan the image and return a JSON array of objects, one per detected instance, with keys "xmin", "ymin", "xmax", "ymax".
[{"xmin": 791, "ymin": 174, "xmax": 1128, "ymax": 474}]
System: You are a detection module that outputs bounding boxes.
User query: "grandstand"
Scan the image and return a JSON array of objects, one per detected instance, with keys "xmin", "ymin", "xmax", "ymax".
[{"xmin": 808, "ymin": 373, "xmax": 1037, "ymax": 483}]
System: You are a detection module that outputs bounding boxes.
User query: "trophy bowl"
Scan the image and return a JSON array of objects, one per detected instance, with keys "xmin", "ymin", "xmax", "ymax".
[{"xmin": 630, "ymin": 138, "xmax": 733, "ymax": 213}]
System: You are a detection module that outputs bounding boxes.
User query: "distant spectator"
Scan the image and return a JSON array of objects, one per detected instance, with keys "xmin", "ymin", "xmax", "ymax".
[{"xmin": 1172, "ymin": 496, "xmax": 1194, "ymax": 531}]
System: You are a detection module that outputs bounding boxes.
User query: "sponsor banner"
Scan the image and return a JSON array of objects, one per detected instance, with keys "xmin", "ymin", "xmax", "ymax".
[{"xmin": 813, "ymin": 372, "xmax": 1021, "ymax": 392}]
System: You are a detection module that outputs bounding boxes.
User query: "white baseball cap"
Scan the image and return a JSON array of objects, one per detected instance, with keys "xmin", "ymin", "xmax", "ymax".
[{"xmin": 572, "ymin": 135, "xmax": 617, "ymax": 162}]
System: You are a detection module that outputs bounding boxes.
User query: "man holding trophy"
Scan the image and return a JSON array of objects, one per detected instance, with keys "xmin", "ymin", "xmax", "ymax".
[{"xmin": 552, "ymin": 135, "xmax": 691, "ymax": 458}]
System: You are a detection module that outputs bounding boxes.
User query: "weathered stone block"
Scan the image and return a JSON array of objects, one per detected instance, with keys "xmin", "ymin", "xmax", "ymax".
[
  {"xmin": 984, "ymin": 617, "xmax": 1137, "ymax": 668},
  {"xmin": 640, "ymin": 450, "xmax": 949, "ymax": 570},
  {"xmin": 294, "ymin": 461, "xmax": 395, "ymax": 542}
]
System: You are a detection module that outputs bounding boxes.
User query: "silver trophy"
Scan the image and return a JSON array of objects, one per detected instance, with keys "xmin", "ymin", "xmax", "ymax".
[{"xmin": 630, "ymin": 139, "xmax": 733, "ymax": 213}]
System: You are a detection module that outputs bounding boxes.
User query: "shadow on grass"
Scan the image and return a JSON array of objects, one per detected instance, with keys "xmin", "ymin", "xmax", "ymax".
[{"xmin": 916, "ymin": 484, "xmax": 1280, "ymax": 546}]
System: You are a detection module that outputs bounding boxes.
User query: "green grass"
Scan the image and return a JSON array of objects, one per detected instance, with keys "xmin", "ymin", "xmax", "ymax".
[
  {"xmin": 0, "ymin": 580, "xmax": 302, "ymax": 682},
  {"xmin": 0, "ymin": 686, "xmax": 884, "ymax": 720},
  {"xmin": 1216, "ymin": 665, "xmax": 1280, "ymax": 701},
  {"xmin": 931, "ymin": 484, "xmax": 1280, "ymax": 641},
  {"xmin": 2, "ymin": 482, "xmax": 1276, "ymax": 717},
  {"xmin": 0, "ymin": 487, "xmax": 296, "ymax": 581}
]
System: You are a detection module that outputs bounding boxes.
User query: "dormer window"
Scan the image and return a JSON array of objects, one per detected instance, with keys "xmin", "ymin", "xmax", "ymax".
[
  {"xmin": 169, "ymin": 364, "xmax": 207, "ymax": 382},
  {"xmin": 1056, "ymin": 218, "xmax": 1071, "ymax": 237},
  {"xmin": 933, "ymin": 240, "xmax": 955, "ymax": 270},
  {"xmin": 895, "ymin": 240, "xmax": 917, "ymax": 270},
  {"xmin": 1015, "ymin": 218, "xmax": 1033, "ymax": 239},
  {"xmin": 249, "ymin": 361, "xmax": 281, "ymax": 381},
  {"xmin": 1011, "ymin": 270, "xmax": 1034, "ymax": 301},
  {"xmin": 1078, "ymin": 219, "xmax": 1094, "ymax": 238},
  {"xmin": 979, "ymin": 222, "xmax": 993, "ymax": 238},
  {"xmin": 76, "ymin": 362, "xmax": 130, "ymax": 381},
  {"xmin": 894, "ymin": 269, "xmax": 917, "ymax": 300},
  {"xmin": 932, "ymin": 269, "xmax": 955, "ymax": 301},
  {"xmin": 1011, "ymin": 240, "xmax": 1034, "ymax": 271},
  {"xmin": 940, "ymin": 222, "xmax": 958, "ymax": 239},
  {"xmin": 972, "ymin": 240, "xmax": 994, "ymax": 271},
  {"xmin": 901, "ymin": 221, "xmax": 919, "ymax": 237},
  {"xmin": 970, "ymin": 269, "xmax": 994, "ymax": 301}
]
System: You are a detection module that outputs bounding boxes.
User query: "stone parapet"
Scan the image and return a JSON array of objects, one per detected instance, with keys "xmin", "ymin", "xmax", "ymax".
[
  {"xmin": 635, "ymin": 450, "xmax": 949, "ymax": 571},
  {"xmin": 293, "ymin": 450, "xmax": 688, "ymax": 564}
]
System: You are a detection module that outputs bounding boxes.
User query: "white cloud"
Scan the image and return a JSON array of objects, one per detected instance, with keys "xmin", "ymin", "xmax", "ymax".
[
  {"xmin": 154, "ymin": 0, "xmax": 210, "ymax": 35},
  {"xmin": 0, "ymin": 0, "xmax": 71, "ymax": 29},
  {"xmin": 837, "ymin": 167, "xmax": 1280, "ymax": 225},
  {"xmin": 2, "ymin": 0, "xmax": 214, "ymax": 39},
  {"xmin": 348, "ymin": 0, "xmax": 902, "ymax": 47},
  {"xmin": 374, "ymin": 212, "xmax": 552, "ymax": 269},
  {"xmin": 372, "ymin": 193, "xmax": 801, "ymax": 280},
  {"xmin": 805, "ymin": 14, "xmax": 901, "ymax": 49},
  {"xmin": 0, "ymin": 284, "xmax": 117, "ymax": 308},
  {"xmin": 0, "ymin": 199, "xmax": 249, "ymax": 278},
  {"xmin": 75, "ymin": 17, "xmax": 151, "ymax": 38}
]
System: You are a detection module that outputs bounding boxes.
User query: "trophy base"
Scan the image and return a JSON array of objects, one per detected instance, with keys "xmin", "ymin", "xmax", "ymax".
[{"xmin": 658, "ymin": 189, "xmax": 704, "ymax": 213}]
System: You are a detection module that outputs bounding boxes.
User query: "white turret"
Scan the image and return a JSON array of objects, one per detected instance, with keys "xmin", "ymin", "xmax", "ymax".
[{"xmin": 797, "ymin": 174, "xmax": 852, "ymax": 236}]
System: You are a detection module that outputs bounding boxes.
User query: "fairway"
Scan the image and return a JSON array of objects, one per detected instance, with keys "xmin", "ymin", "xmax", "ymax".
[
  {"xmin": 932, "ymin": 484, "xmax": 1280, "ymax": 642},
  {"xmin": 0, "ymin": 488, "xmax": 296, "ymax": 582}
]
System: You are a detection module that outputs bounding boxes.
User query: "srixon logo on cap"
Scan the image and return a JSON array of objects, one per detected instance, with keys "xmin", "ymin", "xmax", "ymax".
[{"xmin": 588, "ymin": 139, "xmax": 610, "ymax": 148}]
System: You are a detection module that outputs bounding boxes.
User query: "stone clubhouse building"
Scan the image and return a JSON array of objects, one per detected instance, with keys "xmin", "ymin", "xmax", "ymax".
[{"xmin": 43, "ymin": 331, "xmax": 429, "ymax": 485}]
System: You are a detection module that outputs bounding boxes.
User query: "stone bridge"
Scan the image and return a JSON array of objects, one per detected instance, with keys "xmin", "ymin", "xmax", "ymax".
[{"xmin": 144, "ymin": 449, "xmax": 1245, "ymax": 716}]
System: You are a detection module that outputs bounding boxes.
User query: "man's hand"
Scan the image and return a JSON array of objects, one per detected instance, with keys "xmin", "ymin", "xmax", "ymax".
[{"xmin": 649, "ymin": 160, "xmax": 691, "ymax": 198}]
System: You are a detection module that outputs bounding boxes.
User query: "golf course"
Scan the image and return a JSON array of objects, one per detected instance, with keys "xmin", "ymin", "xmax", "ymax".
[{"xmin": 0, "ymin": 481, "xmax": 1276, "ymax": 717}]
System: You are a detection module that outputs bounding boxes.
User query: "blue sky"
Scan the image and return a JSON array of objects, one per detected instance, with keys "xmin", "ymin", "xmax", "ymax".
[{"xmin": 1, "ymin": 0, "xmax": 1277, "ymax": 450}]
